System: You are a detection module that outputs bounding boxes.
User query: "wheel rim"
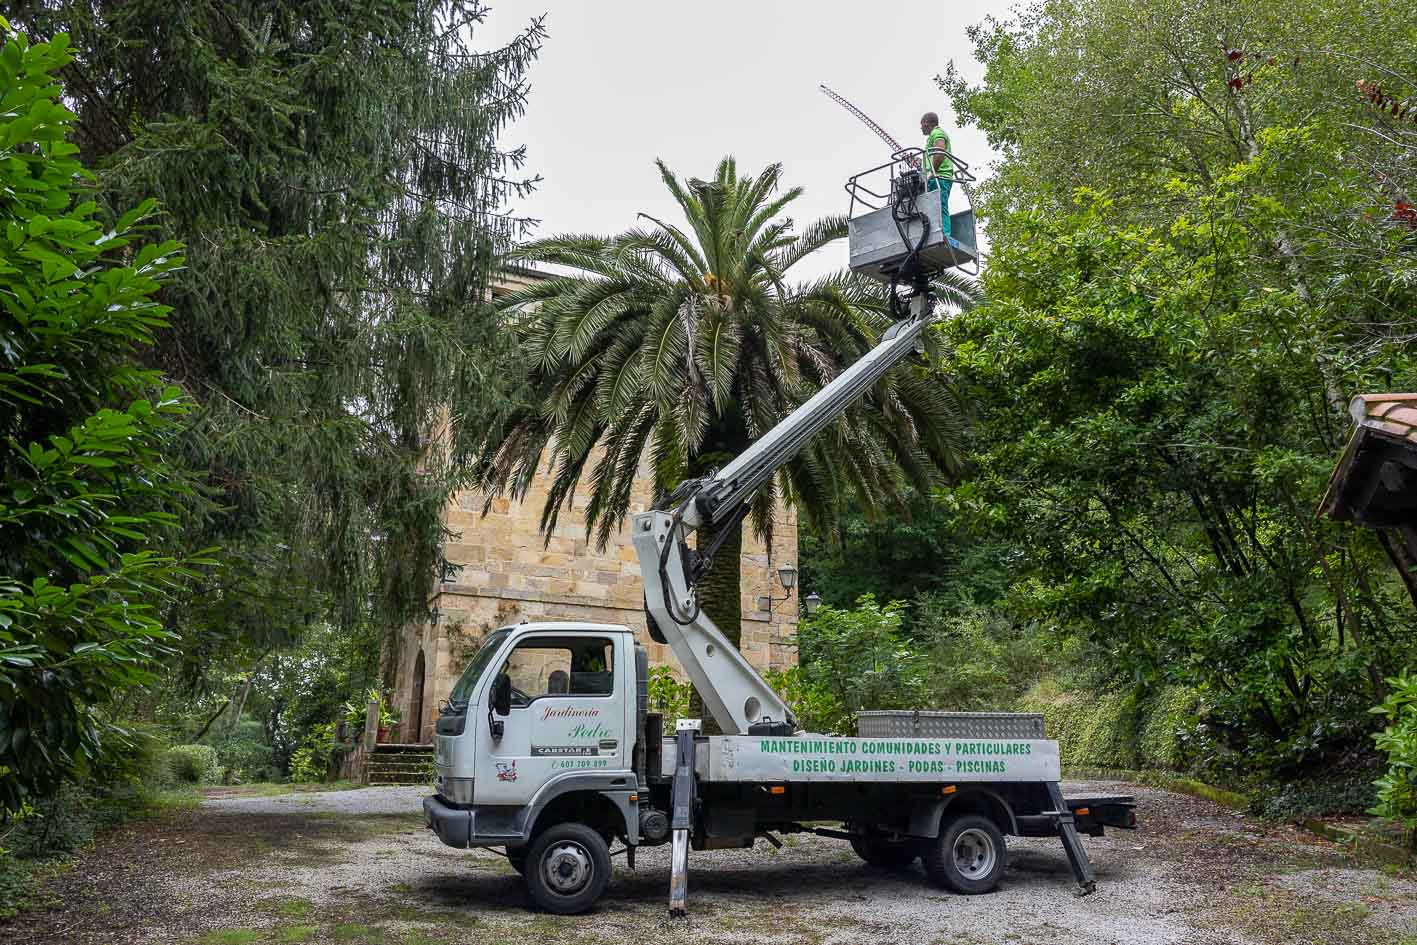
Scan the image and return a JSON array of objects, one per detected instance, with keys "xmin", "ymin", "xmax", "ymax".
[
  {"xmin": 953, "ymin": 828, "xmax": 997, "ymax": 879},
  {"xmin": 542, "ymin": 841, "xmax": 594, "ymax": 895}
]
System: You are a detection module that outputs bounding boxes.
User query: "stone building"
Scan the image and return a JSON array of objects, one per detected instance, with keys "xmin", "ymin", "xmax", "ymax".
[{"xmin": 390, "ymin": 269, "xmax": 800, "ymax": 743}]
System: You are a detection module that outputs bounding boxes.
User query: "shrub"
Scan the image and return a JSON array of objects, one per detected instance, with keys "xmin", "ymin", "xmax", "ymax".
[
  {"xmin": 0, "ymin": 781, "xmax": 143, "ymax": 916},
  {"xmin": 1019, "ymin": 679, "xmax": 1140, "ymax": 768},
  {"xmin": 217, "ymin": 720, "xmax": 278, "ymax": 783},
  {"xmin": 913, "ymin": 598, "xmax": 1053, "ymax": 711},
  {"xmin": 765, "ymin": 666, "xmax": 849, "ymax": 735},
  {"xmin": 1016, "ymin": 678, "xmax": 1207, "ymax": 772},
  {"xmin": 792, "ymin": 595, "xmax": 931, "ymax": 733},
  {"xmin": 1370, "ymin": 673, "xmax": 1417, "ymax": 848},
  {"xmin": 1138, "ymin": 685, "xmax": 1204, "ymax": 770},
  {"xmin": 288, "ymin": 723, "xmax": 342, "ymax": 784},
  {"xmin": 1258, "ymin": 772, "xmax": 1380, "ymax": 821},
  {"xmin": 647, "ymin": 667, "xmax": 690, "ymax": 725},
  {"xmin": 167, "ymin": 744, "xmax": 219, "ymax": 784},
  {"xmin": 0, "ymin": 19, "xmax": 196, "ymax": 814},
  {"xmin": 0, "ymin": 734, "xmax": 193, "ymax": 916}
]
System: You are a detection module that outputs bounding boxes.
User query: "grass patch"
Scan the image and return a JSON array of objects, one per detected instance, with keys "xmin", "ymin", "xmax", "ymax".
[
  {"xmin": 332, "ymin": 923, "xmax": 385, "ymax": 942},
  {"xmin": 203, "ymin": 781, "xmax": 361, "ymax": 799},
  {"xmin": 197, "ymin": 930, "xmax": 262, "ymax": 945},
  {"xmin": 1203, "ymin": 874, "xmax": 1398, "ymax": 945},
  {"xmin": 272, "ymin": 897, "xmax": 314, "ymax": 918},
  {"xmin": 276, "ymin": 927, "xmax": 319, "ymax": 944},
  {"xmin": 145, "ymin": 785, "xmax": 203, "ymax": 812}
]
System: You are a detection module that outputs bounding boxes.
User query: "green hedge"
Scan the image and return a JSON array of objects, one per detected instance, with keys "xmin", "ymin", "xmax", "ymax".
[
  {"xmin": 166, "ymin": 744, "xmax": 219, "ymax": 784},
  {"xmin": 1019, "ymin": 678, "xmax": 1202, "ymax": 771}
]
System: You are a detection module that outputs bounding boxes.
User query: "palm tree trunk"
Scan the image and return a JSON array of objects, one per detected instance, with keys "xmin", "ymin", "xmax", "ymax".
[{"xmin": 687, "ymin": 516, "xmax": 742, "ymax": 735}]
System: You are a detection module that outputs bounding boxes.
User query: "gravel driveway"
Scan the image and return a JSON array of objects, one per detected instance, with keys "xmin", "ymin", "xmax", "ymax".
[{"xmin": 5, "ymin": 779, "xmax": 1414, "ymax": 945}]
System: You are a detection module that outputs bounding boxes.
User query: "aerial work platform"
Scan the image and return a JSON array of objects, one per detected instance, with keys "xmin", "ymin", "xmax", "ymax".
[{"xmin": 845, "ymin": 147, "xmax": 979, "ymax": 280}]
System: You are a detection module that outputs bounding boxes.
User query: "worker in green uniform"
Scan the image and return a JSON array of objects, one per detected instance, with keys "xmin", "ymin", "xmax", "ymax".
[{"xmin": 920, "ymin": 111, "xmax": 952, "ymax": 235}]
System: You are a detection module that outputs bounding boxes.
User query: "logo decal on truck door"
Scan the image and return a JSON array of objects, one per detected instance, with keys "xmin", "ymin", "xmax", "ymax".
[
  {"xmin": 495, "ymin": 760, "xmax": 518, "ymax": 782},
  {"xmin": 532, "ymin": 745, "xmax": 599, "ymax": 756}
]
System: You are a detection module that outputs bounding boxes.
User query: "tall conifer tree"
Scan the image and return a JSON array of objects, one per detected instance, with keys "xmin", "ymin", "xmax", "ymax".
[{"xmin": 13, "ymin": 2, "xmax": 544, "ymax": 678}]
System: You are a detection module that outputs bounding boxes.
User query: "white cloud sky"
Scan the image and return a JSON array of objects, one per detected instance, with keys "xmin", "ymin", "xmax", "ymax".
[{"xmin": 478, "ymin": 0, "xmax": 1015, "ymax": 279}]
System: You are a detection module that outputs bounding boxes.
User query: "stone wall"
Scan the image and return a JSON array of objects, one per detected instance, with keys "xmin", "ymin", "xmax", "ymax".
[
  {"xmin": 388, "ymin": 266, "xmax": 800, "ymax": 743},
  {"xmin": 391, "ymin": 457, "xmax": 799, "ymax": 743}
]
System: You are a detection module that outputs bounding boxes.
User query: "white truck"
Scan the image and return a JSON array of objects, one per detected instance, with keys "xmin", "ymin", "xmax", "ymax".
[{"xmin": 423, "ymin": 151, "xmax": 1138, "ymax": 915}]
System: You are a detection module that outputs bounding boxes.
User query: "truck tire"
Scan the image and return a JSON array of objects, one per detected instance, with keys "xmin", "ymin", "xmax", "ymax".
[
  {"xmin": 923, "ymin": 814, "xmax": 1006, "ymax": 894},
  {"xmin": 850, "ymin": 834, "xmax": 918, "ymax": 870},
  {"xmin": 523, "ymin": 823, "xmax": 611, "ymax": 914}
]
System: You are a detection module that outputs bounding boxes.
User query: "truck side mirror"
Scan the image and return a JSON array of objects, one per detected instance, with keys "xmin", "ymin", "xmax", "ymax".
[
  {"xmin": 488, "ymin": 672, "xmax": 512, "ymax": 741},
  {"xmin": 492, "ymin": 672, "xmax": 512, "ymax": 717}
]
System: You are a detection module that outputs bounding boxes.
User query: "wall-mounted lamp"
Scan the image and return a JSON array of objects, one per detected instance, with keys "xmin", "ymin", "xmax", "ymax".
[
  {"xmin": 803, "ymin": 591, "xmax": 823, "ymax": 615},
  {"xmin": 757, "ymin": 562, "xmax": 799, "ymax": 613}
]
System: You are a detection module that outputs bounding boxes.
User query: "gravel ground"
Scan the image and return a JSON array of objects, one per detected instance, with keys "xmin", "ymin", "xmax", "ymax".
[{"xmin": 5, "ymin": 779, "xmax": 1415, "ymax": 945}]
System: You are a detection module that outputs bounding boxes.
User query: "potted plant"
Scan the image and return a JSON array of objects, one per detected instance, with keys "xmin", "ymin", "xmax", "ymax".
[
  {"xmin": 377, "ymin": 689, "xmax": 401, "ymax": 742},
  {"xmin": 343, "ymin": 688, "xmax": 401, "ymax": 743}
]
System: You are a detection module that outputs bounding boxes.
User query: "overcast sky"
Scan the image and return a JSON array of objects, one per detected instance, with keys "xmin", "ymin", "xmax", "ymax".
[{"xmin": 479, "ymin": 1, "xmax": 1016, "ymax": 279}]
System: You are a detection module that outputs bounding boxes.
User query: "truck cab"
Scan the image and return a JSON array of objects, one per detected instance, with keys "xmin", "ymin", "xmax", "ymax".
[{"xmin": 424, "ymin": 622, "xmax": 649, "ymax": 912}]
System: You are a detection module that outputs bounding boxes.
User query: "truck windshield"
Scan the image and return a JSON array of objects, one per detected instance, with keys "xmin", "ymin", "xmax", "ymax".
[{"xmin": 446, "ymin": 628, "xmax": 512, "ymax": 708}]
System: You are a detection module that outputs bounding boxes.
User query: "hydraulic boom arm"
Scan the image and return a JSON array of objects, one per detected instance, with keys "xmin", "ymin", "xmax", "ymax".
[{"xmin": 631, "ymin": 293, "xmax": 934, "ymax": 735}]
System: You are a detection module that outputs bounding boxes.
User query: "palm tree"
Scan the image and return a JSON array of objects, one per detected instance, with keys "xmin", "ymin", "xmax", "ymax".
[{"xmin": 478, "ymin": 157, "xmax": 975, "ymax": 717}]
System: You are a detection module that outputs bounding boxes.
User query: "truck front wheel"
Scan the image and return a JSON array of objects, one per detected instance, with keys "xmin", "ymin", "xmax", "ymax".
[
  {"xmin": 523, "ymin": 823, "xmax": 611, "ymax": 914},
  {"xmin": 923, "ymin": 814, "xmax": 1006, "ymax": 894}
]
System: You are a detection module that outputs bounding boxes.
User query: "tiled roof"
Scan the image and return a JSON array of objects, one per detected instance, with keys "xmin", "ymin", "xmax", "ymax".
[
  {"xmin": 1348, "ymin": 393, "xmax": 1417, "ymax": 441},
  {"xmin": 1320, "ymin": 393, "xmax": 1417, "ymax": 522}
]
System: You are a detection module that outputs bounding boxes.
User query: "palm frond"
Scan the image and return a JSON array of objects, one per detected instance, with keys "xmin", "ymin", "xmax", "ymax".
[{"xmin": 477, "ymin": 155, "xmax": 971, "ymax": 570}]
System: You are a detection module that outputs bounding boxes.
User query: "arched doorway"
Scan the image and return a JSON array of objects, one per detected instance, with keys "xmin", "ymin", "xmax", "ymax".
[{"xmin": 410, "ymin": 650, "xmax": 426, "ymax": 744}]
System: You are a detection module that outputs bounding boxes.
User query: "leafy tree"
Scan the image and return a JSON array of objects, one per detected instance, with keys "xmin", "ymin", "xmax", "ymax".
[
  {"xmin": 480, "ymin": 158, "xmax": 974, "ymax": 724},
  {"xmin": 944, "ymin": 184, "xmax": 1413, "ymax": 772},
  {"xmin": 931, "ymin": 0, "xmax": 1417, "ymax": 778},
  {"xmin": 0, "ymin": 22, "xmax": 201, "ymax": 811},
  {"xmin": 9, "ymin": 1, "xmax": 545, "ymax": 683},
  {"xmin": 798, "ymin": 487, "xmax": 1013, "ymax": 618}
]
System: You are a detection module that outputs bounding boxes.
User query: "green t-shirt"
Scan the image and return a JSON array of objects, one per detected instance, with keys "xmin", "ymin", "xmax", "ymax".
[{"xmin": 925, "ymin": 126, "xmax": 953, "ymax": 181}]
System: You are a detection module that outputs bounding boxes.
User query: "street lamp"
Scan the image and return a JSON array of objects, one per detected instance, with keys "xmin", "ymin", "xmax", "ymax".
[{"xmin": 803, "ymin": 591, "xmax": 823, "ymax": 615}]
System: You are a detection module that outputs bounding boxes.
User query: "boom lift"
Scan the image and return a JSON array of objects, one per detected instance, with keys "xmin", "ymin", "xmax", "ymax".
[{"xmin": 422, "ymin": 144, "xmax": 1136, "ymax": 917}]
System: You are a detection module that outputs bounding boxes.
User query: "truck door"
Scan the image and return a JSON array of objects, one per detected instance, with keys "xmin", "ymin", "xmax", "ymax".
[{"xmin": 476, "ymin": 633, "xmax": 627, "ymax": 804}]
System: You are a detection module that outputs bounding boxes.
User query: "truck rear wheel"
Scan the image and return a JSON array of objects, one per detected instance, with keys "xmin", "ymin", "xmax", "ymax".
[
  {"xmin": 850, "ymin": 833, "xmax": 919, "ymax": 870},
  {"xmin": 923, "ymin": 814, "xmax": 1006, "ymax": 894},
  {"xmin": 523, "ymin": 823, "xmax": 611, "ymax": 914}
]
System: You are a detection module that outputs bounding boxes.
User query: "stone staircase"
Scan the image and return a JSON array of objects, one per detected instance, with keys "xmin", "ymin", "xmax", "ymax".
[{"xmin": 364, "ymin": 743, "xmax": 433, "ymax": 786}]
